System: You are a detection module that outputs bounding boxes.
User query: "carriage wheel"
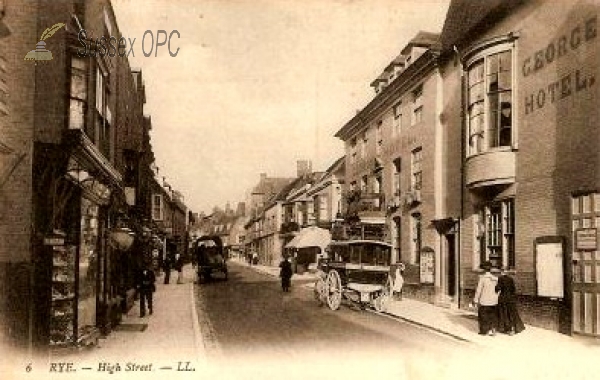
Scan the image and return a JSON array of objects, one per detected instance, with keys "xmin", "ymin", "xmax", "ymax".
[
  {"xmin": 374, "ymin": 275, "xmax": 393, "ymax": 312},
  {"xmin": 326, "ymin": 270, "xmax": 342, "ymax": 311}
]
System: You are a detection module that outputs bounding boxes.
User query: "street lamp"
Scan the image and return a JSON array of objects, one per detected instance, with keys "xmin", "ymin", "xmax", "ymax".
[{"xmin": 109, "ymin": 213, "xmax": 135, "ymax": 251}]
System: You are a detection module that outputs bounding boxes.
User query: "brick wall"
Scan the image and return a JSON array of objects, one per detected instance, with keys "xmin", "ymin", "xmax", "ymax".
[
  {"xmin": 454, "ymin": 0, "xmax": 600, "ymax": 333},
  {"xmin": 0, "ymin": 0, "xmax": 39, "ymax": 349}
]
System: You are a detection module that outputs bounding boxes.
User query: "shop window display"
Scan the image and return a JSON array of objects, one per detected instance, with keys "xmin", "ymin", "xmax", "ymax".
[
  {"xmin": 77, "ymin": 198, "xmax": 99, "ymax": 341},
  {"xmin": 50, "ymin": 244, "xmax": 76, "ymax": 347}
]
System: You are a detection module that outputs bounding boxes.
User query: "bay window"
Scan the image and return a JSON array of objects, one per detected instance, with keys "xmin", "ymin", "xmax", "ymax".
[{"xmin": 466, "ymin": 45, "xmax": 514, "ymax": 156}]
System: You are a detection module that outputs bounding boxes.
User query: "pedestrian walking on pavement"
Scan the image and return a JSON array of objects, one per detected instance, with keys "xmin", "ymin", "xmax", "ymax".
[
  {"xmin": 137, "ymin": 262, "xmax": 156, "ymax": 317},
  {"xmin": 252, "ymin": 251, "xmax": 259, "ymax": 266},
  {"xmin": 279, "ymin": 255, "xmax": 293, "ymax": 292},
  {"xmin": 163, "ymin": 253, "xmax": 172, "ymax": 284},
  {"xmin": 496, "ymin": 269, "xmax": 525, "ymax": 335},
  {"xmin": 175, "ymin": 253, "xmax": 184, "ymax": 284},
  {"xmin": 392, "ymin": 263, "xmax": 405, "ymax": 300},
  {"xmin": 473, "ymin": 261, "xmax": 499, "ymax": 336}
]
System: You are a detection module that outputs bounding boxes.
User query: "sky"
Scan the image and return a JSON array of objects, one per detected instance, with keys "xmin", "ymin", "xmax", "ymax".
[{"xmin": 111, "ymin": 0, "xmax": 450, "ymax": 214}]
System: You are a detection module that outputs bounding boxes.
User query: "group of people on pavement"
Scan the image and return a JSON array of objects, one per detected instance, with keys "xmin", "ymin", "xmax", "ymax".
[
  {"xmin": 473, "ymin": 261, "xmax": 526, "ymax": 336},
  {"xmin": 136, "ymin": 249, "xmax": 185, "ymax": 318}
]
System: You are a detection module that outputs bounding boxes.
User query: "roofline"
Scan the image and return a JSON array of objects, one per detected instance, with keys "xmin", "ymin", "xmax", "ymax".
[
  {"xmin": 334, "ymin": 49, "xmax": 440, "ymax": 141},
  {"xmin": 328, "ymin": 240, "xmax": 393, "ymax": 248}
]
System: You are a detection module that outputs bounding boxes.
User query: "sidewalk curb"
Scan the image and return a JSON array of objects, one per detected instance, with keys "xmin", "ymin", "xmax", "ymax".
[{"xmin": 377, "ymin": 310, "xmax": 472, "ymax": 343}]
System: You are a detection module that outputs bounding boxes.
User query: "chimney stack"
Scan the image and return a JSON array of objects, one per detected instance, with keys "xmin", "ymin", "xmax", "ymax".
[{"xmin": 297, "ymin": 160, "xmax": 312, "ymax": 178}]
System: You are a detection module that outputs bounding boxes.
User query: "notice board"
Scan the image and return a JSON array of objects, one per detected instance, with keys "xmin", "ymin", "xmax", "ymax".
[
  {"xmin": 535, "ymin": 237, "xmax": 564, "ymax": 298},
  {"xmin": 419, "ymin": 247, "xmax": 435, "ymax": 284}
]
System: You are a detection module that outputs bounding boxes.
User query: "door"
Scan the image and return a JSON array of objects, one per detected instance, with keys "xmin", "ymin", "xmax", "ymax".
[
  {"xmin": 571, "ymin": 193, "xmax": 600, "ymax": 336},
  {"xmin": 446, "ymin": 234, "xmax": 457, "ymax": 298}
]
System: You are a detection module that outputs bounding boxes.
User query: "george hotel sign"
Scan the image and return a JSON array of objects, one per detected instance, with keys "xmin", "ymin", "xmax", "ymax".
[{"xmin": 523, "ymin": 15, "xmax": 597, "ymax": 115}]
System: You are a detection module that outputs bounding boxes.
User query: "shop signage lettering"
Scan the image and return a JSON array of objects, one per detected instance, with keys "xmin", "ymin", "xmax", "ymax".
[
  {"xmin": 44, "ymin": 237, "xmax": 65, "ymax": 246},
  {"xmin": 523, "ymin": 15, "xmax": 597, "ymax": 115}
]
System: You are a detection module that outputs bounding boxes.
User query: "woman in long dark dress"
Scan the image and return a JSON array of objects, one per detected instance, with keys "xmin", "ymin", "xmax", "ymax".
[{"xmin": 496, "ymin": 270, "xmax": 525, "ymax": 335}]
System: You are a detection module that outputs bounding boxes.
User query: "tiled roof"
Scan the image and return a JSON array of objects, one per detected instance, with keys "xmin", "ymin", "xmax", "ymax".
[
  {"xmin": 408, "ymin": 31, "xmax": 441, "ymax": 48},
  {"xmin": 440, "ymin": 0, "xmax": 526, "ymax": 50},
  {"xmin": 322, "ymin": 156, "xmax": 345, "ymax": 176},
  {"xmin": 251, "ymin": 177, "xmax": 294, "ymax": 195}
]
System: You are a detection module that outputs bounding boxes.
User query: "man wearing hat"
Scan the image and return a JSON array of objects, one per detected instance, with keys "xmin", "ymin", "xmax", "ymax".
[{"xmin": 473, "ymin": 261, "xmax": 499, "ymax": 335}]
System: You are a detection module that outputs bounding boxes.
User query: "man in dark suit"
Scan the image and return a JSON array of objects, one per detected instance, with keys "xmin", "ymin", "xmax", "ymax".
[{"xmin": 137, "ymin": 263, "xmax": 156, "ymax": 317}]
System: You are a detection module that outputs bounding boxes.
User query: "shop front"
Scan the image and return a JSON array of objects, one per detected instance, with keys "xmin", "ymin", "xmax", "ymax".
[{"xmin": 33, "ymin": 131, "xmax": 123, "ymax": 351}]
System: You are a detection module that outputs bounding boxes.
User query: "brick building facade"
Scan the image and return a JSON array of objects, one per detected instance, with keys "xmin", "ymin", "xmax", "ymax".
[
  {"xmin": 440, "ymin": 0, "xmax": 600, "ymax": 335},
  {"xmin": 0, "ymin": 0, "xmax": 191, "ymax": 353}
]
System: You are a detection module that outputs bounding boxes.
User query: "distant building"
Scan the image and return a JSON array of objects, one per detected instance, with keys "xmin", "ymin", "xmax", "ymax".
[{"xmin": 335, "ymin": 31, "xmax": 444, "ymax": 303}]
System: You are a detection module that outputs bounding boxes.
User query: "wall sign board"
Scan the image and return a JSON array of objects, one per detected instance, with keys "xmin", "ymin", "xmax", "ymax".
[
  {"xmin": 575, "ymin": 228, "xmax": 597, "ymax": 251},
  {"xmin": 535, "ymin": 237, "xmax": 565, "ymax": 299},
  {"xmin": 420, "ymin": 247, "xmax": 435, "ymax": 284}
]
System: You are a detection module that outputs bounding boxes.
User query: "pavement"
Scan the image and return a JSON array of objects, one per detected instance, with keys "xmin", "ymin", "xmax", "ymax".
[
  {"xmin": 10, "ymin": 259, "xmax": 600, "ymax": 380},
  {"xmin": 241, "ymin": 259, "xmax": 600, "ymax": 377},
  {"xmin": 13, "ymin": 264, "xmax": 210, "ymax": 380}
]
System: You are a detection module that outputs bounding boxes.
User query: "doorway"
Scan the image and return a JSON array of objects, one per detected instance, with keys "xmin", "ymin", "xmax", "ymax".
[{"xmin": 445, "ymin": 233, "xmax": 457, "ymax": 298}]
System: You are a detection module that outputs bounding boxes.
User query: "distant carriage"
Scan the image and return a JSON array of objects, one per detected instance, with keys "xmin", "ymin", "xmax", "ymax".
[
  {"xmin": 314, "ymin": 240, "xmax": 393, "ymax": 312},
  {"xmin": 194, "ymin": 235, "xmax": 228, "ymax": 283}
]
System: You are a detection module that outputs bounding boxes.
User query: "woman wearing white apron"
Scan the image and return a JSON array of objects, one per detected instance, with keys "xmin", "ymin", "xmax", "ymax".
[{"xmin": 393, "ymin": 263, "xmax": 405, "ymax": 300}]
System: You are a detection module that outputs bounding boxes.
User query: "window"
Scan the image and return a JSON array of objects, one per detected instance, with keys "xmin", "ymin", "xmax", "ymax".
[
  {"xmin": 319, "ymin": 194, "xmax": 328, "ymax": 221},
  {"xmin": 392, "ymin": 102, "xmax": 402, "ymax": 137},
  {"xmin": 361, "ymin": 132, "xmax": 368, "ymax": 158},
  {"xmin": 96, "ymin": 65, "xmax": 110, "ymax": 158},
  {"xmin": 410, "ymin": 147, "xmax": 422, "ymax": 191},
  {"xmin": 349, "ymin": 136, "xmax": 357, "ymax": 162},
  {"xmin": 466, "ymin": 48, "xmax": 513, "ymax": 156},
  {"xmin": 394, "ymin": 217, "xmax": 402, "ymax": 262},
  {"xmin": 475, "ymin": 199, "xmax": 515, "ymax": 269},
  {"xmin": 152, "ymin": 194, "xmax": 164, "ymax": 221},
  {"xmin": 69, "ymin": 57, "xmax": 87, "ymax": 131},
  {"xmin": 410, "ymin": 213, "xmax": 422, "ymax": 265},
  {"xmin": 373, "ymin": 175, "xmax": 381, "ymax": 194},
  {"xmin": 376, "ymin": 120, "xmax": 383, "ymax": 155},
  {"xmin": 373, "ymin": 176, "xmax": 382, "ymax": 209},
  {"xmin": 411, "ymin": 85, "xmax": 423, "ymax": 125}
]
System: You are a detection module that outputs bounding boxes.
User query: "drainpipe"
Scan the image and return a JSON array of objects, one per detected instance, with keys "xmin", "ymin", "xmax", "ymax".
[{"xmin": 455, "ymin": 44, "xmax": 465, "ymax": 309}]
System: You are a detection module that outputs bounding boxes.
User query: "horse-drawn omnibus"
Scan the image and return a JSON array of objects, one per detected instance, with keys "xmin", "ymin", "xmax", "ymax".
[{"xmin": 314, "ymin": 240, "xmax": 393, "ymax": 312}]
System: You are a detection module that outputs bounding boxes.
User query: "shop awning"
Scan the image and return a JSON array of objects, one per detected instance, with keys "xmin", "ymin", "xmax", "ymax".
[{"xmin": 285, "ymin": 226, "xmax": 331, "ymax": 250}]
